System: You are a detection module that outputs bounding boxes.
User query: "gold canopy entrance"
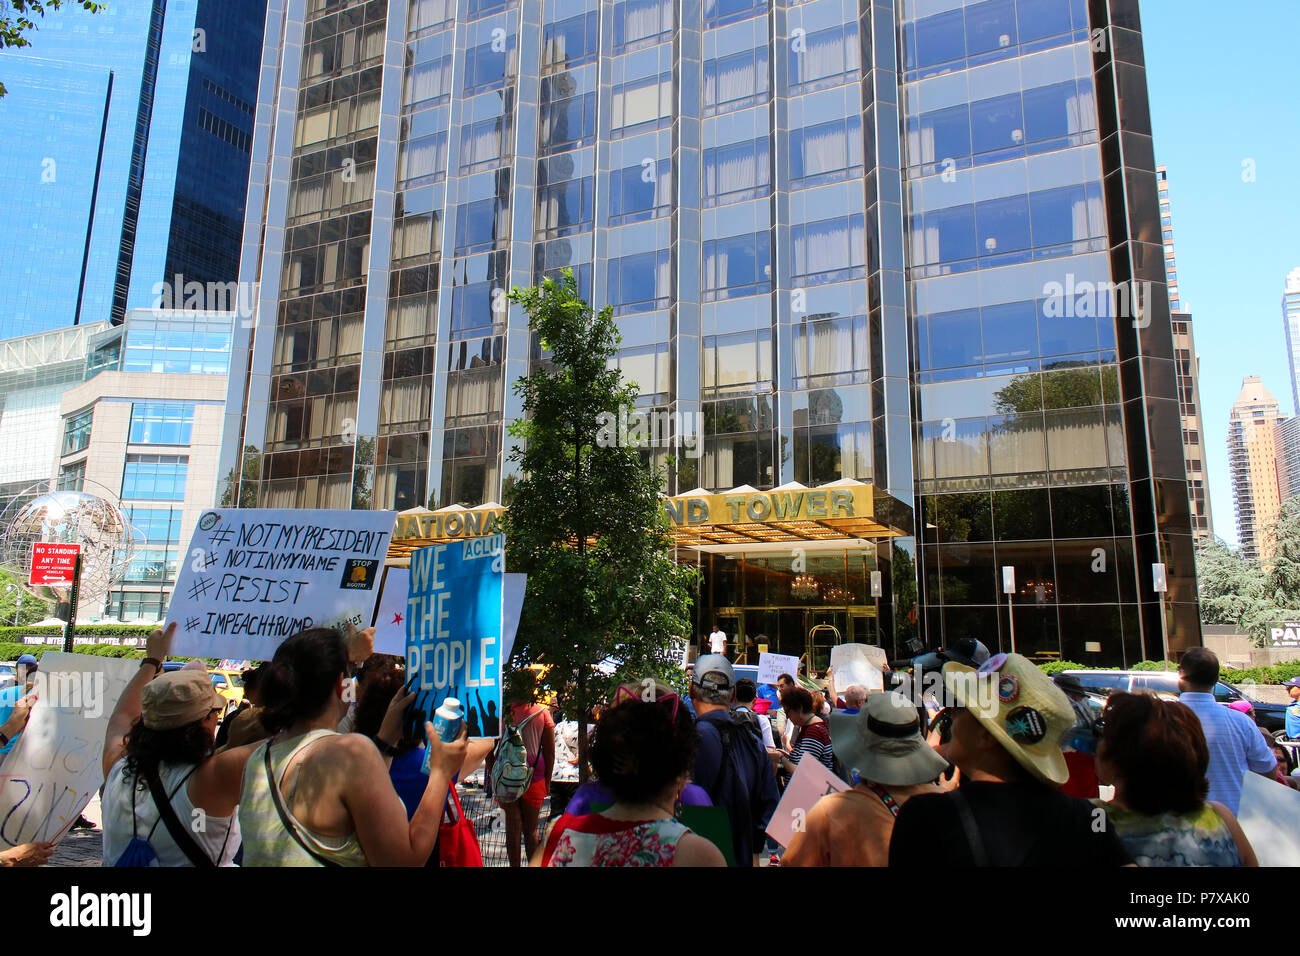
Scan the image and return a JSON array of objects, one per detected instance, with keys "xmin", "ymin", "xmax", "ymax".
[{"xmin": 385, "ymin": 479, "xmax": 911, "ymax": 562}]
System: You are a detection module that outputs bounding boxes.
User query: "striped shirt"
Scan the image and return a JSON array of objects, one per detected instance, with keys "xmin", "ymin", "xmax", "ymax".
[
  {"xmin": 238, "ymin": 730, "xmax": 369, "ymax": 867},
  {"xmin": 793, "ymin": 719, "xmax": 834, "ymax": 771}
]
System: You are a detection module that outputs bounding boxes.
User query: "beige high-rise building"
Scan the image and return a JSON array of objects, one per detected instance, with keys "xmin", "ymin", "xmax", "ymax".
[
  {"xmin": 1228, "ymin": 377, "xmax": 1284, "ymax": 562},
  {"xmin": 1158, "ymin": 166, "xmax": 1213, "ymax": 544}
]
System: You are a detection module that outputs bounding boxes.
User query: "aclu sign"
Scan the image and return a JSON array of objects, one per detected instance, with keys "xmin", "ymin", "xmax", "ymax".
[{"xmin": 1269, "ymin": 623, "xmax": 1300, "ymax": 647}]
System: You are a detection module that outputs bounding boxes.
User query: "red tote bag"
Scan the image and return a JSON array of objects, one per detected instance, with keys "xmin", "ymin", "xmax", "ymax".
[{"xmin": 438, "ymin": 787, "xmax": 483, "ymax": 867}]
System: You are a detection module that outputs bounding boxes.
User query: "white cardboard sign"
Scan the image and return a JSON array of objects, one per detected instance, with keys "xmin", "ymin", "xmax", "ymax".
[
  {"xmin": 830, "ymin": 643, "xmax": 887, "ymax": 693},
  {"xmin": 1237, "ymin": 771, "xmax": 1300, "ymax": 866},
  {"xmin": 167, "ymin": 508, "xmax": 396, "ymax": 660},
  {"xmin": 765, "ymin": 753, "xmax": 849, "ymax": 847},
  {"xmin": 757, "ymin": 652, "xmax": 801, "ymax": 685},
  {"xmin": 0, "ymin": 654, "xmax": 138, "ymax": 847}
]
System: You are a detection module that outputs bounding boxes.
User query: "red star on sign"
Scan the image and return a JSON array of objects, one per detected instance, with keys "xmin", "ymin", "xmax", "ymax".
[{"xmin": 392, "ymin": 612, "xmax": 403, "ymax": 625}]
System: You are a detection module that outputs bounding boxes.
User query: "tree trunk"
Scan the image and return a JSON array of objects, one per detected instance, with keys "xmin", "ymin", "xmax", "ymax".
[{"xmin": 577, "ymin": 668, "xmax": 589, "ymax": 784}]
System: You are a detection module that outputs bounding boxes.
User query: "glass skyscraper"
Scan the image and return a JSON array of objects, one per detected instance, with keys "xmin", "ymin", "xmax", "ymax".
[
  {"xmin": 0, "ymin": 0, "xmax": 268, "ymax": 336},
  {"xmin": 222, "ymin": 0, "xmax": 1199, "ymax": 664}
]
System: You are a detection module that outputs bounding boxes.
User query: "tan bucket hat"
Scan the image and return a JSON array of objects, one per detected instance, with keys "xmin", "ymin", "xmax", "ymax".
[{"xmin": 942, "ymin": 653, "xmax": 1075, "ymax": 786}]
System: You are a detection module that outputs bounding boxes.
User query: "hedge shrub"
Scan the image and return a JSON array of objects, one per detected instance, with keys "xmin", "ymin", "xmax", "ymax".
[{"xmin": 0, "ymin": 642, "xmax": 220, "ymax": 666}]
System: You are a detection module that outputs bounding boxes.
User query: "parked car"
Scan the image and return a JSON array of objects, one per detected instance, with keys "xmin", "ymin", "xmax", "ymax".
[{"xmin": 1058, "ymin": 669, "xmax": 1288, "ymax": 734}]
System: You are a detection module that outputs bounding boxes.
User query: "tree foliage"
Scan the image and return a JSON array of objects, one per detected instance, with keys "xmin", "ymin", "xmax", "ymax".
[
  {"xmin": 1196, "ymin": 508, "xmax": 1300, "ymax": 644},
  {"xmin": 0, "ymin": 569, "xmax": 53, "ymax": 626},
  {"xmin": 498, "ymin": 272, "xmax": 698, "ymax": 755},
  {"xmin": 0, "ymin": 1, "xmax": 104, "ymax": 97}
]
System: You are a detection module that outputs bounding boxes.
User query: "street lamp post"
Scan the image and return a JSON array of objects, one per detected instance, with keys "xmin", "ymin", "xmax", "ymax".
[
  {"xmin": 870, "ymin": 569, "xmax": 882, "ymax": 644},
  {"xmin": 1002, "ymin": 565, "xmax": 1016, "ymax": 654},
  {"xmin": 1152, "ymin": 562, "xmax": 1169, "ymax": 664}
]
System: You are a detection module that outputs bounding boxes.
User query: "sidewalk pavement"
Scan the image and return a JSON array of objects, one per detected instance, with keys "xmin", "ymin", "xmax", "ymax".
[{"xmin": 49, "ymin": 794, "xmax": 103, "ymax": 867}]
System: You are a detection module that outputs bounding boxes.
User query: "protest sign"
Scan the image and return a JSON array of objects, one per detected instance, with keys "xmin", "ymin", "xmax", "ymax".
[
  {"xmin": 758, "ymin": 652, "xmax": 801, "ymax": 685},
  {"xmin": 0, "ymin": 654, "xmax": 137, "ymax": 847},
  {"xmin": 372, "ymin": 566, "xmax": 411, "ymax": 655},
  {"xmin": 167, "ymin": 508, "xmax": 395, "ymax": 659},
  {"xmin": 406, "ymin": 534, "xmax": 511, "ymax": 740},
  {"xmin": 377, "ymin": 566, "xmax": 525, "ymax": 660},
  {"xmin": 765, "ymin": 754, "xmax": 849, "ymax": 847},
  {"xmin": 1237, "ymin": 771, "xmax": 1300, "ymax": 865},
  {"xmin": 830, "ymin": 644, "xmax": 886, "ymax": 693}
]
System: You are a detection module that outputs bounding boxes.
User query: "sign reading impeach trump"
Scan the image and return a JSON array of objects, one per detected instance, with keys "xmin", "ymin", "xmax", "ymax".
[{"xmin": 168, "ymin": 508, "xmax": 395, "ymax": 659}]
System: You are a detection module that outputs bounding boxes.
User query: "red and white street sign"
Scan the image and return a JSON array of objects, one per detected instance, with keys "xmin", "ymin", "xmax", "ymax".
[{"xmin": 30, "ymin": 542, "xmax": 80, "ymax": 587}]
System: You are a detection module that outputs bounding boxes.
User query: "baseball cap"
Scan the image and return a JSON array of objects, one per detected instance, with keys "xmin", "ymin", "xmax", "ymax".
[
  {"xmin": 692, "ymin": 654, "xmax": 734, "ymax": 693},
  {"xmin": 1284, "ymin": 677, "xmax": 1300, "ymax": 689},
  {"xmin": 911, "ymin": 638, "xmax": 991, "ymax": 673},
  {"xmin": 16, "ymin": 654, "xmax": 37, "ymax": 668},
  {"xmin": 141, "ymin": 671, "xmax": 224, "ymax": 731}
]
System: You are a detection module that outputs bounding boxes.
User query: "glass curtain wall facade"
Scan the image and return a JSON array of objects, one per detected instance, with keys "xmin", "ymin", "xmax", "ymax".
[
  {"xmin": 0, "ymin": 0, "xmax": 267, "ymax": 335},
  {"xmin": 225, "ymin": 0, "xmax": 1198, "ymax": 664}
]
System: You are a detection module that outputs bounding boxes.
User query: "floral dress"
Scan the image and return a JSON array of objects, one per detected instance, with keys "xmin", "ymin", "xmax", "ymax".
[{"xmin": 541, "ymin": 813, "xmax": 690, "ymax": 867}]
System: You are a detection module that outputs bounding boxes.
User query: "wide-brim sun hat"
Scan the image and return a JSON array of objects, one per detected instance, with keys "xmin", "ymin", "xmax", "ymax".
[
  {"xmin": 828, "ymin": 691, "xmax": 949, "ymax": 787},
  {"xmin": 942, "ymin": 653, "xmax": 1074, "ymax": 787}
]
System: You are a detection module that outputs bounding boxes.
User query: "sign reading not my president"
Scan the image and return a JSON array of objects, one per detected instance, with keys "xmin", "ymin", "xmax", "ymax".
[{"xmin": 167, "ymin": 508, "xmax": 395, "ymax": 660}]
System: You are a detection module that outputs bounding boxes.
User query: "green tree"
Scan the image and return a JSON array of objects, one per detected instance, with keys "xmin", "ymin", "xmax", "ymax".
[
  {"xmin": 218, "ymin": 446, "xmax": 261, "ymax": 508},
  {"xmin": 1, "ymin": 1, "xmax": 103, "ymax": 96},
  {"xmin": 1266, "ymin": 498, "xmax": 1300, "ymax": 601},
  {"xmin": 1195, "ymin": 534, "xmax": 1300, "ymax": 644},
  {"xmin": 499, "ymin": 271, "xmax": 698, "ymax": 779},
  {"xmin": 0, "ymin": 569, "xmax": 53, "ymax": 625}
]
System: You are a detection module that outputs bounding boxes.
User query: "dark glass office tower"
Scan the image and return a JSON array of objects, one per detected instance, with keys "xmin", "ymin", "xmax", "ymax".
[
  {"xmin": 222, "ymin": 0, "xmax": 1199, "ymax": 664},
  {"xmin": 0, "ymin": 0, "xmax": 268, "ymax": 335}
]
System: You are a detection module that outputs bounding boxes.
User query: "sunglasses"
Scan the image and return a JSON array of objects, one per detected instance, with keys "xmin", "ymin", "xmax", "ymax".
[{"xmin": 927, "ymin": 707, "xmax": 964, "ymax": 746}]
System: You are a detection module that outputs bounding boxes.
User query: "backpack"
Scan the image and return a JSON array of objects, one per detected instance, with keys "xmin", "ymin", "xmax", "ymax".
[
  {"xmin": 731, "ymin": 706, "xmax": 764, "ymax": 742},
  {"xmin": 490, "ymin": 708, "xmax": 544, "ymax": 803},
  {"xmin": 701, "ymin": 712, "xmax": 769, "ymax": 861}
]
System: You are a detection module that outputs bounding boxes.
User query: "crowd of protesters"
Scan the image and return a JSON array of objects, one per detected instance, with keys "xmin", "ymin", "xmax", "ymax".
[{"xmin": 0, "ymin": 621, "xmax": 1293, "ymax": 868}]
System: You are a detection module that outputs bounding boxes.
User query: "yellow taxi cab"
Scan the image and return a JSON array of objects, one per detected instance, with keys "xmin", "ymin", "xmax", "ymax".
[{"xmin": 207, "ymin": 669, "xmax": 245, "ymax": 714}]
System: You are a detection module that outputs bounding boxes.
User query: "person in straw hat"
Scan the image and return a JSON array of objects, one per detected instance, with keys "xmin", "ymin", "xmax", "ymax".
[
  {"xmin": 782, "ymin": 691, "xmax": 947, "ymax": 867},
  {"xmin": 889, "ymin": 652, "xmax": 1134, "ymax": 867}
]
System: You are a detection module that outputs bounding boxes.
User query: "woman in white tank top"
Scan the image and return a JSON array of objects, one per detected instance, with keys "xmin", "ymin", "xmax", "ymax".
[{"xmin": 101, "ymin": 623, "xmax": 264, "ymax": 867}]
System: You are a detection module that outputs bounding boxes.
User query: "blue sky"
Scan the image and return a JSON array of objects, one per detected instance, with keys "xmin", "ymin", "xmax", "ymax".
[{"xmin": 1140, "ymin": 0, "xmax": 1300, "ymax": 548}]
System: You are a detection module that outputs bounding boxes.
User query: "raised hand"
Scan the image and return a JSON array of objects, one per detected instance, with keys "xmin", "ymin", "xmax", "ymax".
[{"xmin": 145, "ymin": 621, "xmax": 178, "ymax": 664}]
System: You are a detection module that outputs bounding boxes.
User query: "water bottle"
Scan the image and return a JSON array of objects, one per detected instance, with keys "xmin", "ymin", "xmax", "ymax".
[
  {"xmin": 421, "ymin": 698, "xmax": 464, "ymax": 775},
  {"xmin": 432, "ymin": 698, "xmax": 464, "ymax": 743}
]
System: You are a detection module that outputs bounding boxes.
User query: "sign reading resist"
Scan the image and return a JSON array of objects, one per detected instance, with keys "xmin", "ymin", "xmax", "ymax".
[{"xmin": 167, "ymin": 508, "xmax": 395, "ymax": 660}]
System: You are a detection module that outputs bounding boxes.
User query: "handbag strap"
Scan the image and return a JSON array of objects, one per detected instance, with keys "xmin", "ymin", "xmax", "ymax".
[
  {"xmin": 144, "ymin": 767, "xmax": 215, "ymax": 869},
  {"xmin": 951, "ymin": 788, "xmax": 990, "ymax": 866},
  {"xmin": 263, "ymin": 742, "xmax": 341, "ymax": 868}
]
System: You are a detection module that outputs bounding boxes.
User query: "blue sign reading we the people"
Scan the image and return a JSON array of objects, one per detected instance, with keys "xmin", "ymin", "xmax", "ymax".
[{"xmin": 405, "ymin": 535, "xmax": 505, "ymax": 742}]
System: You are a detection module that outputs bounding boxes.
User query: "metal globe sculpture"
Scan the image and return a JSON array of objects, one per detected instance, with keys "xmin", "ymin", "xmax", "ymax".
[{"xmin": 0, "ymin": 488, "xmax": 138, "ymax": 612}]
